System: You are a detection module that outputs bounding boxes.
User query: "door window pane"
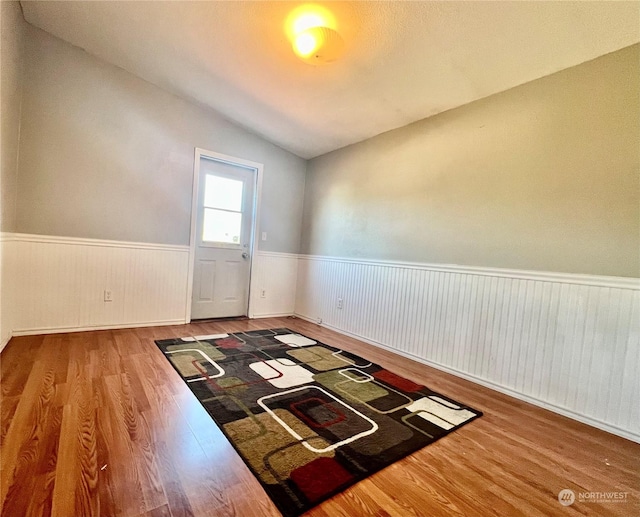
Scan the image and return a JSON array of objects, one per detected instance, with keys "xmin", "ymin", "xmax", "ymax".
[
  {"xmin": 204, "ymin": 175, "xmax": 243, "ymax": 211},
  {"xmin": 203, "ymin": 208, "xmax": 242, "ymax": 244}
]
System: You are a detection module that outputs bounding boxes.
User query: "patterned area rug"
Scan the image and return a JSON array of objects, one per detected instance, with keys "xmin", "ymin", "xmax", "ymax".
[{"xmin": 155, "ymin": 328, "xmax": 482, "ymax": 517}]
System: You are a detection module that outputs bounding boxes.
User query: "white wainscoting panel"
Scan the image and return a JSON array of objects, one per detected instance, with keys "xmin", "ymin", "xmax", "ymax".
[
  {"xmin": 1, "ymin": 233, "xmax": 190, "ymax": 339},
  {"xmin": 295, "ymin": 255, "xmax": 640, "ymax": 442},
  {"xmin": 250, "ymin": 251, "xmax": 298, "ymax": 318},
  {"xmin": 1, "ymin": 235, "xmax": 17, "ymax": 351}
]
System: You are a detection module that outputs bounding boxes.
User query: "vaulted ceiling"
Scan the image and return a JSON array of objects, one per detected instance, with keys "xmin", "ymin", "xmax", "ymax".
[{"xmin": 21, "ymin": 1, "xmax": 640, "ymax": 159}]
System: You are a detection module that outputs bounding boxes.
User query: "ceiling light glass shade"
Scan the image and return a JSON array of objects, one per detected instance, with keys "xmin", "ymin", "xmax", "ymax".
[{"xmin": 292, "ymin": 26, "xmax": 344, "ymax": 65}]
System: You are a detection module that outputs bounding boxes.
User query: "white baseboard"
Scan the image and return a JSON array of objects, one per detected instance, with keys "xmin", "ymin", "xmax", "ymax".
[
  {"xmin": 11, "ymin": 319, "xmax": 186, "ymax": 337},
  {"xmin": 252, "ymin": 312, "xmax": 295, "ymax": 319},
  {"xmin": 0, "ymin": 332, "xmax": 12, "ymax": 354}
]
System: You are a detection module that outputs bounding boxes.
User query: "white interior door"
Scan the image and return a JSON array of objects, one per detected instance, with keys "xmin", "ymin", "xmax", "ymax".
[{"xmin": 191, "ymin": 156, "xmax": 256, "ymax": 319}]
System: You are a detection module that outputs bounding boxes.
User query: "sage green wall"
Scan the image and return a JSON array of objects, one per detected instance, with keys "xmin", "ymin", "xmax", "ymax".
[
  {"xmin": 301, "ymin": 45, "xmax": 640, "ymax": 278},
  {"xmin": 15, "ymin": 26, "xmax": 306, "ymax": 252},
  {"xmin": 1, "ymin": 1, "xmax": 24, "ymax": 232}
]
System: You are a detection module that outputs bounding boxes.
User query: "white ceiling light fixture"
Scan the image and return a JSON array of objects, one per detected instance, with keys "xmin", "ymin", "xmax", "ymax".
[{"xmin": 286, "ymin": 4, "xmax": 345, "ymax": 65}]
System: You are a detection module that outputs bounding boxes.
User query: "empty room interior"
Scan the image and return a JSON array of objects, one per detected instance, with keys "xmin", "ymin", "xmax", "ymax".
[{"xmin": 1, "ymin": 1, "xmax": 639, "ymax": 516}]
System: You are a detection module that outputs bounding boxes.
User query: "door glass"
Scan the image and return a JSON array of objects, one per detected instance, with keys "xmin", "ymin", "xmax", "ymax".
[
  {"xmin": 202, "ymin": 174, "xmax": 244, "ymax": 244},
  {"xmin": 203, "ymin": 208, "xmax": 241, "ymax": 243},
  {"xmin": 204, "ymin": 175, "xmax": 243, "ymax": 211}
]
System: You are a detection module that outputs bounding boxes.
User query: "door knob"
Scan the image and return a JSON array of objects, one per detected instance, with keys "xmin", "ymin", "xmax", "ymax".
[{"xmin": 242, "ymin": 252, "xmax": 249, "ymax": 259}]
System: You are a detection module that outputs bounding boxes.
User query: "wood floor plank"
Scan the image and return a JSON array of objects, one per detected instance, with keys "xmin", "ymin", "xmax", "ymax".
[
  {"xmin": 0, "ymin": 335, "xmax": 44, "ymax": 398},
  {"xmin": 51, "ymin": 345, "xmax": 100, "ymax": 517},
  {"xmin": 1, "ymin": 359, "xmax": 57, "ymax": 511},
  {"xmin": 0, "ymin": 395, "xmax": 20, "ymax": 443},
  {"xmin": 1, "ymin": 317, "xmax": 638, "ymax": 517},
  {"xmin": 100, "ymin": 373, "xmax": 153, "ymax": 517},
  {"xmin": 153, "ymin": 440, "xmax": 196, "ymax": 517}
]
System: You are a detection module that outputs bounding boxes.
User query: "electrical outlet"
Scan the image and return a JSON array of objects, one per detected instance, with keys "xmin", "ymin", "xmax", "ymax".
[
  {"xmin": 261, "ymin": 232, "xmax": 267, "ymax": 241},
  {"xmin": 260, "ymin": 289, "xmax": 266, "ymax": 298},
  {"xmin": 104, "ymin": 289, "xmax": 113, "ymax": 302},
  {"xmin": 337, "ymin": 297, "xmax": 343, "ymax": 309}
]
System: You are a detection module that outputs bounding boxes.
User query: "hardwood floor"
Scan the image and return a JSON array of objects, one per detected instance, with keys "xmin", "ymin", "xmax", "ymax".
[{"xmin": 1, "ymin": 317, "xmax": 638, "ymax": 517}]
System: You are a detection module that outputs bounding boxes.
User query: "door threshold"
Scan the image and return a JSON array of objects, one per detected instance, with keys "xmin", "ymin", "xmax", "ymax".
[{"xmin": 190, "ymin": 316, "xmax": 249, "ymax": 323}]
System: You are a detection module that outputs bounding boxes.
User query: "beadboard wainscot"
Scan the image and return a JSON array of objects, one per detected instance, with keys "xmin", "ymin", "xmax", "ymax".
[
  {"xmin": 1, "ymin": 233, "xmax": 18, "ymax": 350},
  {"xmin": 295, "ymin": 254, "xmax": 640, "ymax": 442},
  {"xmin": 249, "ymin": 250, "xmax": 298, "ymax": 318},
  {"xmin": 1, "ymin": 233, "xmax": 190, "ymax": 345}
]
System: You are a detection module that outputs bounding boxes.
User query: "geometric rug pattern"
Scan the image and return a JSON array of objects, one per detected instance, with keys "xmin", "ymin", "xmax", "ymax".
[{"xmin": 155, "ymin": 328, "xmax": 482, "ymax": 517}]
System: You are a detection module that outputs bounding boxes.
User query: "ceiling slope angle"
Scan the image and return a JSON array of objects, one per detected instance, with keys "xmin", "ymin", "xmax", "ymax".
[{"xmin": 21, "ymin": 1, "xmax": 640, "ymax": 159}]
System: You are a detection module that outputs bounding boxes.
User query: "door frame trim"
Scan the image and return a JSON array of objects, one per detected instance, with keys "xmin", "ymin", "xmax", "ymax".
[{"xmin": 185, "ymin": 148, "xmax": 264, "ymax": 322}]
